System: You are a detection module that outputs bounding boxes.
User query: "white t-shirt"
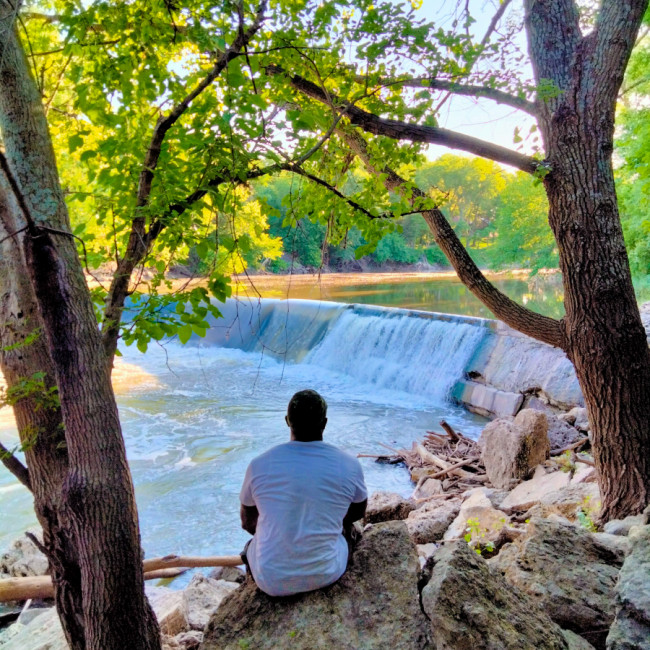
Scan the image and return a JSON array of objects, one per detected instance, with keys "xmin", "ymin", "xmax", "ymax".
[{"xmin": 239, "ymin": 440, "xmax": 367, "ymax": 597}]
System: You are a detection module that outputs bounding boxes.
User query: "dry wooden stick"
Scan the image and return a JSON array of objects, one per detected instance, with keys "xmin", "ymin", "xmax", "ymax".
[
  {"xmin": 440, "ymin": 419, "xmax": 461, "ymax": 442},
  {"xmin": 425, "ymin": 456, "xmax": 481, "ymax": 480},
  {"xmin": 551, "ymin": 437, "xmax": 589, "ymax": 456},
  {"xmin": 142, "ymin": 554, "xmax": 243, "ymax": 572}
]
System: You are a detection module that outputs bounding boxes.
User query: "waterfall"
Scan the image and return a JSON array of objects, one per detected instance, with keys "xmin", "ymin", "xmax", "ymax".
[
  {"xmin": 305, "ymin": 309, "xmax": 488, "ymax": 403},
  {"xmin": 202, "ymin": 299, "xmax": 491, "ymax": 405}
]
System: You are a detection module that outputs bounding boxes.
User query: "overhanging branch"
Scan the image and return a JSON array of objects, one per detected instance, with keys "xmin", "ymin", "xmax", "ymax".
[
  {"xmin": 101, "ymin": 1, "xmax": 268, "ymax": 363},
  {"xmin": 387, "ymin": 78, "xmax": 536, "ymax": 115},
  {"xmin": 337, "ymin": 127, "xmax": 565, "ymax": 349},
  {"xmin": 267, "ymin": 66, "xmax": 539, "ymax": 174},
  {"xmin": 0, "ymin": 442, "xmax": 31, "ymax": 491}
]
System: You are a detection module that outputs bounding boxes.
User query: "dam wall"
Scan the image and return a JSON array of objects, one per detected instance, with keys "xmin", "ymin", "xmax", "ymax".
[{"xmin": 197, "ymin": 298, "xmax": 586, "ymax": 418}]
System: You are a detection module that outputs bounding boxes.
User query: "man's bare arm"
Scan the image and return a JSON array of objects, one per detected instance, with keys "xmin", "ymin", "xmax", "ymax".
[
  {"xmin": 240, "ymin": 504, "xmax": 259, "ymax": 535},
  {"xmin": 343, "ymin": 499, "xmax": 367, "ymax": 530}
]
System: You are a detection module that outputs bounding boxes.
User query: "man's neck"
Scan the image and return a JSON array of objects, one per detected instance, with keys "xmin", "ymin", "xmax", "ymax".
[{"xmin": 290, "ymin": 432, "xmax": 323, "ymax": 442}]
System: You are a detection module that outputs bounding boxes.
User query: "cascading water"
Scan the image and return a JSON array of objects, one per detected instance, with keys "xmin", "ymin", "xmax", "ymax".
[
  {"xmin": 206, "ymin": 298, "xmax": 491, "ymax": 404},
  {"xmin": 305, "ymin": 309, "xmax": 488, "ymax": 403}
]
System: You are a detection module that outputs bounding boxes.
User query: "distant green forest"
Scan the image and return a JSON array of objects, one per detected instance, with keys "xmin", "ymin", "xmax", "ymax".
[{"xmin": 229, "ymin": 139, "xmax": 649, "ymax": 299}]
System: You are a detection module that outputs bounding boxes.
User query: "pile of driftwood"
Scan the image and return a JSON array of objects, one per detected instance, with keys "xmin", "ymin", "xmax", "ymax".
[{"xmin": 360, "ymin": 420, "xmax": 488, "ymax": 502}]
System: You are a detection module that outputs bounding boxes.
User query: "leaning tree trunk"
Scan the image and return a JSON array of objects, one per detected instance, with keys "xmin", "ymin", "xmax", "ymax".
[
  {"xmin": 0, "ymin": 11, "xmax": 161, "ymax": 649},
  {"xmin": 0, "ymin": 186, "xmax": 85, "ymax": 648},
  {"xmin": 526, "ymin": 0, "xmax": 650, "ymax": 520}
]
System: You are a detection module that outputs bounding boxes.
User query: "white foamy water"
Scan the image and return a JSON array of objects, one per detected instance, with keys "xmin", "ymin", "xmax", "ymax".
[
  {"xmin": 0, "ymin": 299, "xmax": 489, "ymax": 583},
  {"xmin": 307, "ymin": 310, "xmax": 487, "ymax": 402}
]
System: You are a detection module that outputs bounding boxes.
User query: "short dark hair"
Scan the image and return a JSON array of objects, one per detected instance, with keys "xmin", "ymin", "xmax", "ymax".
[{"xmin": 287, "ymin": 389, "xmax": 327, "ymax": 439}]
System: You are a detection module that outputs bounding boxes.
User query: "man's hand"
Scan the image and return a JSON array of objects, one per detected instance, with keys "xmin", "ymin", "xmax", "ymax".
[
  {"xmin": 343, "ymin": 499, "xmax": 367, "ymax": 531},
  {"xmin": 240, "ymin": 503, "xmax": 259, "ymax": 535}
]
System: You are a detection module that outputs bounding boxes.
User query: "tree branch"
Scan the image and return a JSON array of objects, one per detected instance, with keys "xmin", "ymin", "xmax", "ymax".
[
  {"xmin": 337, "ymin": 126, "xmax": 565, "ymax": 349},
  {"xmin": 0, "ymin": 442, "xmax": 31, "ymax": 491},
  {"xmin": 480, "ymin": 0, "xmax": 514, "ymax": 49},
  {"xmin": 101, "ymin": 0, "xmax": 268, "ymax": 363},
  {"xmin": 385, "ymin": 77, "xmax": 536, "ymax": 115},
  {"xmin": 267, "ymin": 65, "xmax": 539, "ymax": 174},
  {"xmin": 592, "ymin": 0, "xmax": 649, "ymax": 101}
]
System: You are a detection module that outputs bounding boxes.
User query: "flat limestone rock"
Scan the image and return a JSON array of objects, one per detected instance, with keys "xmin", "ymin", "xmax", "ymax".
[
  {"xmin": 406, "ymin": 499, "xmax": 461, "ymax": 544},
  {"xmin": 500, "ymin": 466, "xmax": 571, "ymax": 512},
  {"xmin": 364, "ymin": 491, "xmax": 415, "ymax": 523},
  {"xmin": 443, "ymin": 489, "xmax": 509, "ymax": 543},
  {"xmin": 200, "ymin": 521, "xmax": 431, "ymax": 649},
  {"xmin": 421, "ymin": 540, "xmax": 569, "ymax": 649}
]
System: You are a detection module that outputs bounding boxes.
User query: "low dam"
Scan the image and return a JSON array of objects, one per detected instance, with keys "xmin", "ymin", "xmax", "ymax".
[{"xmin": 201, "ymin": 298, "xmax": 584, "ymax": 417}]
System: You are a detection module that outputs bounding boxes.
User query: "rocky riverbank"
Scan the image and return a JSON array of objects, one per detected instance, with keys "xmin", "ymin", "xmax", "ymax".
[{"xmin": 1, "ymin": 408, "xmax": 649, "ymax": 649}]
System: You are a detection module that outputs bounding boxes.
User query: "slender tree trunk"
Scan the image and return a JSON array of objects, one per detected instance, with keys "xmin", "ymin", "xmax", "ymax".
[{"xmin": 0, "ymin": 10, "xmax": 161, "ymax": 648}]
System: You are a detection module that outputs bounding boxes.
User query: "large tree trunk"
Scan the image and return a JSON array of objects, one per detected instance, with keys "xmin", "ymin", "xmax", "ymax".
[
  {"xmin": 526, "ymin": 0, "xmax": 650, "ymax": 520},
  {"xmin": 0, "ymin": 187, "xmax": 85, "ymax": 648},
  {"xmin": 0, "ymin": 10, "xmax": 161, "ymax": 649}
]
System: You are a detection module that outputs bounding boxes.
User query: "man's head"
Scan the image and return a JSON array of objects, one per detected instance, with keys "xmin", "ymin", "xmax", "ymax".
[{"xmin": 286, "ymin": 389, "xmax": 328, "ymax": 442}]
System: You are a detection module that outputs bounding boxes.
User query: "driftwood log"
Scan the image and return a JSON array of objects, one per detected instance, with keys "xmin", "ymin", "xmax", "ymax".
[{"xmin": 0, "ymin": 555, "xmax": 243, "ymax": 603}]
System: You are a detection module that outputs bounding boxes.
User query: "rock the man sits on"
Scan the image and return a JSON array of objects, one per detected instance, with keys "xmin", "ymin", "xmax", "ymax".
[{"xmin": 239, "ymin": 389, "xmax": 368, "ymax": 597}]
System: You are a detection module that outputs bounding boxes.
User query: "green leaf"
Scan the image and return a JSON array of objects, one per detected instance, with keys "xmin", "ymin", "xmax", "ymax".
[{"xmin": 177, "ymin": 324, "xmax": 193, "ymax": 345}]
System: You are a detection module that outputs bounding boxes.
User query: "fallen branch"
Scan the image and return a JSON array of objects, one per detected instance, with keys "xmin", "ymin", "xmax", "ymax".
[
  {"xmin": 142, "ymin": 554, "xmax": 243, "ymax": 573},
  {"xmin": 0, "ymin": 555, "xmax": 243, "ymax": 603},
  {"xmin": 550, "ymin": 437, "xmax": 589, "ymax": 456}
]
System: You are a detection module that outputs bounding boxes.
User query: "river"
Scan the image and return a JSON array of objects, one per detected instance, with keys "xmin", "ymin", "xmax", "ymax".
[{"xmin": 0, "ymin": 271, "xmax": 561, "ymax": 579}]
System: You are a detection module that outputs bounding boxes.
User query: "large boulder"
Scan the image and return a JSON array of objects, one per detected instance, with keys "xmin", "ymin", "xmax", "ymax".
[
  {"xmin": 607, "ymin": 524, "xmax": 650, "ymax": 649},
  {"xmin": 364, "ymin": 491, "xmax": 415, "ymax": 523},
  {"xmin": 479, "ymin": 409, "xmax": 550, "ymax": 489},
  {"xmin": 406, "ymin": 499, "xmax": 461, "ymax": 544},
  {"xmin": 490, "ymin": 517, "xmax": 625, "ymax": 648},
  {"xmin": 201, "ymin": 521, "xmax": 431, "ymax": 649},
  {"xmin": 421, "ymin": 540, "xmax": 569, "ymax": 649}
]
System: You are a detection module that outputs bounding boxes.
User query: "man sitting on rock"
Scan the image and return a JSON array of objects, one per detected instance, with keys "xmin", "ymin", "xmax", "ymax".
[{"xmin": 239, "ymin": 389, "xmax": 368, "ymax": 597}]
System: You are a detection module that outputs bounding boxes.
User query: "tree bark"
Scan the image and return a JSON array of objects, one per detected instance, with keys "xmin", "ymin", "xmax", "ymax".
[
  {"xmin": 524, "ymin": 0, "xmax": 650, "ymax": 520},
  {"xmin": 0, "ymin": 185, "xmax": 85, "ymax": 649},
  {"xmin": 0, "ymin": 11, "xmax": 160, "ymax": 649}
]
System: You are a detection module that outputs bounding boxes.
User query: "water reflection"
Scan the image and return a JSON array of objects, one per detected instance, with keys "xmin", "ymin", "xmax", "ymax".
[{"xmin": 233, "ymin": 272, "xmax": 566, "ymax": 319}]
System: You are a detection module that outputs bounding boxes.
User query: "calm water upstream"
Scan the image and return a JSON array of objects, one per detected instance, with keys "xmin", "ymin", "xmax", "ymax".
[
  {"xmin": 0, "ymin": 272, "xmax": 558, "ymax": 583},
  {"xmin": 229, "ymin": 270, "xmax": 567, "ymax": 319}
]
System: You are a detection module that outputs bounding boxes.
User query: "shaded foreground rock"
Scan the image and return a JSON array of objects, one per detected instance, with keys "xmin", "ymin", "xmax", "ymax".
[
  {"xmin": 607, "ymin": 524, "xmax": 650, "ymax": 649},
  {"xmin": 421, "ymin": 540, "xmax": 569, "ymax": 649},
  {"xmin": 479, "ymin": 409, "xmax": 550, "ymax": 489},
  {"xmin": 364, "ymin": 491, "xmax": 415, "ymax": 523},
  {"xmin": 406, "ymin": 499, "xmax": 461, "ymax": 544},
  {"xmin": 201, "ymin": 521, "xmax": 431, "ymax": 649},
  {"xmin": 490, "ymin": 517, "xmax": 625, "ymax": 648}
]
